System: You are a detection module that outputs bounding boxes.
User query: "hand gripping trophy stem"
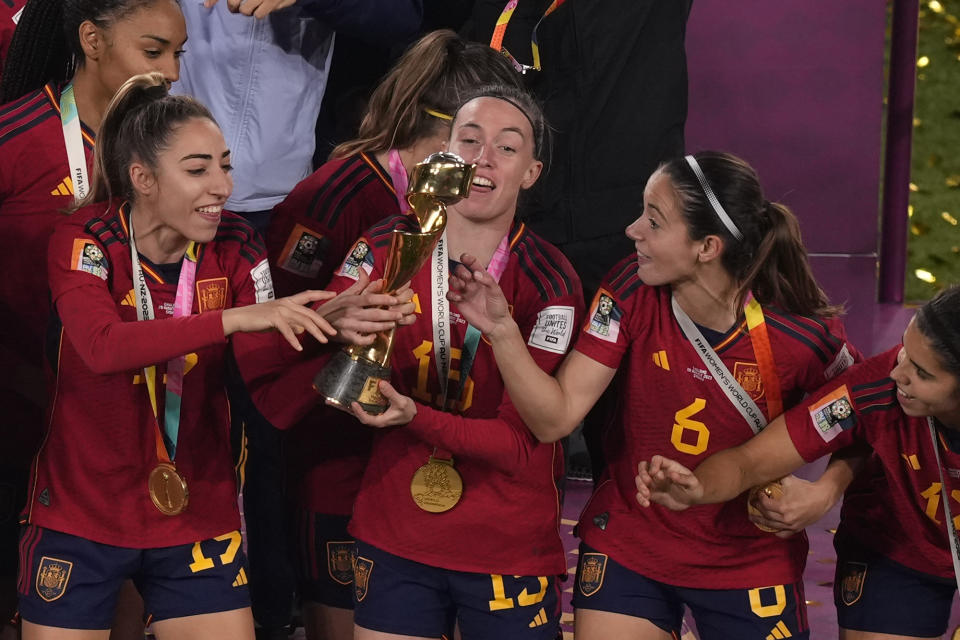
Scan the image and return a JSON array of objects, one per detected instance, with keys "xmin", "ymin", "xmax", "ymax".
[{"xmin": 313, "ymin": 152, "xmax": 476, "ymax": 414}]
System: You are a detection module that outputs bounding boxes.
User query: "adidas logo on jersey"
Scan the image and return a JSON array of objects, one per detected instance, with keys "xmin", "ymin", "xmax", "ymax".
[
  {"xmin": 51, "ymin": 177, "xmax": 74, "ymax": 196},
  {"xmin": 232, "ymin": 568, "xmax": 247, "ymax": 587},
  {"xmin": 528, "ymin": 607, "xmax": 548, "ymax": 628},
  {"xmin": 652, "ymin": 350, "xmax": 670, "ymax": 370},
  {"xmin": 765, "ymin": 620, "xmax": 792, "ymax": 639},
  {"xmin": 120, "ymin": 290, "xmax": 136, "ymax": 306}
]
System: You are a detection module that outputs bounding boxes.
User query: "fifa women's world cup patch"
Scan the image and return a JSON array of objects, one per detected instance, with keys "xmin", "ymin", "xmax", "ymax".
[
  {"xmin": 70, "ymin": 238, "xmax": 108, "ymax": 280},
  {"xmin": 278, "ymin": 224, "xmax": 330, "ymax": 278},
  {"xmin": 584, "ymin": 289, "xmax": 622, "ymax": 343},
  {"xmin": 578, "ymin": 552, "xmax": 608, "ymax": 597},
  {"xmin": 338, "ymin": 239, "xmax": 375, "ymax": 281},
  {"xmin": 36, "ymin": 556, "xmax": 73, "ymax": 602},
  {"xmin": 808, "ymin": 385, "xmax": 855, "ymax": 443}
]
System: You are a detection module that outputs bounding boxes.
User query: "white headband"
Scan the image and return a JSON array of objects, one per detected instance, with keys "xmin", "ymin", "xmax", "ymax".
[{"xmin": 684, "ymin": 155, "xmax": 743, "ymax": 241}]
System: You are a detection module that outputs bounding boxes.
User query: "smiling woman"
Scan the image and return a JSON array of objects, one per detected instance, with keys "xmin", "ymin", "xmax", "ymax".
[{"xmin": 13, "ymin": 72, "xmax": 407, "ymax": 640}]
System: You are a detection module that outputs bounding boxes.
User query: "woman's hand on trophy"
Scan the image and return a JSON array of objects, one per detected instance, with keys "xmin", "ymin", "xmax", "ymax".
[
  {"xmin": 317, "ymin": 276, "xmax": 415, "ymax": 345},
  {"xmin": 447, "ymin": 253, "xmax": 514, "ymax": 339},
  {"xmin": 635, "ymin": 455, "xmax": 703, "ymax": 510},
  {"xmin": 748, "ymin": 474, "xmax": 834, "ymax": 538},
  {"xmin": 340, "ymin": 380, "xmax": 417, "ymax": 427},
  {"xmin": 222, "ymin": 290, "xmax": 339, "ymax": 350}
]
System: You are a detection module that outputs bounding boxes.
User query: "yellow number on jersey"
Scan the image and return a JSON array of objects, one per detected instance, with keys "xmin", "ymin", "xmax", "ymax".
[
  {"xmin": 748, "ymin": 585, "xmax": 786, "ymax": 618},
  {"xmin": 410, "ymin": 339, "xmax": 475, "ymax": 411},
  {"xmin": 671, "ymin": 398, "xmax": 710, "ymax": 455},
  {"xmin": 488, "ymin": 575, "xmax": 549, "ymax": 611},
  {"xmin": 921, "ymin": 483, "xmax": 960, "ymax": 528}
]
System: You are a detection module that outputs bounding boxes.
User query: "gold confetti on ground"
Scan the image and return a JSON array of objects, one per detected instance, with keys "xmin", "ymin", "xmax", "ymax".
[
  {"xmin": 942, "ymin": 211, "xmax": 958, "ymax": 225},
  {"xmin": 561, "ymin": 518, "xmax": 578, "ymax": 526},
  {"xmin": 569, "ymin": 548, "xmax": 579, "ymax": 555},
  {"xmin": 805, "ymin": 600, "xmax": 823, "ymax": 607},
  {"xmin": 916, "ymin": 269, "xmax": 937, "ymax": 283},
  {"xmin": 817, "ymin": 557, "xmax": 837, "ymax": 564},
  {"xmin": 817, "ymin": 581, "xmax": 833, "ymax": 588},
  {"xmin": 561, "ymin": 613, "xmax": 574, "ymax": 624},
  {"xmin": 827, "ymin": 528, "xmax": 837, "ymax": 534}
]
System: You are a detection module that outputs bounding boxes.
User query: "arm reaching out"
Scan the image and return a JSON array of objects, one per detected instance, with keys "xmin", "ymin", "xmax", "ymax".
[{"xmin": 449, "ymin": 254, "xmax": 613, "ymax": 442}]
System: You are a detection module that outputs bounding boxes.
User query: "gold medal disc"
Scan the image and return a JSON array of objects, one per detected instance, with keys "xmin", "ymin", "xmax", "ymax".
[
  {"xmin": 410, "ymin": 457, "xmax": 463, "ymax": 513},
  {"xmin": 747, "ymin": 480, "xmax": 783, "ymax": 532},
  {"xmin": 148, "ymin": 463, "xmax": 189, "ymax": 516}
]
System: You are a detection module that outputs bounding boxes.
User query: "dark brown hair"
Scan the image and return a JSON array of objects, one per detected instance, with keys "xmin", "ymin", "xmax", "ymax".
[
  {"xmin": 331, "ymin": 29, "xmax": 521, "ymax": 159},
  {"xmin": 916, "ymin": 285, "xmax": 960, "ymax": 377},
  {"xmin": 77, "ymin": 72, "xmax": 215, "ymax": 207},
  {"xmin": 658, "ymin": 151, "xmax": 840, "ymax": 317}
]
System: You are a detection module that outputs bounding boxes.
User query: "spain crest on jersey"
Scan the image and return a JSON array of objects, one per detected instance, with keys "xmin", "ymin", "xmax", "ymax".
[
  {"xmin": 353, "ymin": 555, "xmax": 374, "ymax": 602},
  {"xmin": 577, "ymin": 552, "xmax": 608, "ymax": 597},
  {"xmin": 338, "ymin": 239, "xmax": 375, "ymax": 281},
  {"xmin": 36, "ymin": 556, "xmax": 73, "ymax": 602},
  {"xmin": 733, "ymin": 361, "xmax": 765, "ymax": 401},
  {"xmin": 327, "ymin": 541, "xmax": 355, "ymax": 585},
  {"xmin": 196, "ymin": 277, "xmax": 228, "ymax": 312},
  {"xmin": 838, "ymin": 561, "xmax": 867, "ymax": 605},
  {"xmin": 279, "ymin": 224, "xmax": 329, "ymax": 278},
  {"xmin": 584, "ymin": 289, "xmax": 622, "ymax": 343}
]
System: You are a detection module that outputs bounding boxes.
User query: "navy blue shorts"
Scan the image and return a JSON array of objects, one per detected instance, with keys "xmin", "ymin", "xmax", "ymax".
[
  {"xmin": 17, "ymin": 524, "xmax": 250, "ymax": 629},
  {"xmin": 572, "ymin": 543, "xmax": 808, "ymax": 640},
  {"xmin": 352, "ymin": 540, "xmax": 560, "ymax": 639},
  {"xmin": 834, "ymin": 535, "xmax": 955, "ymax": 637},
  {"xmin": 294, "ymin": 510, "xmax": 355, "ymax": 609}
]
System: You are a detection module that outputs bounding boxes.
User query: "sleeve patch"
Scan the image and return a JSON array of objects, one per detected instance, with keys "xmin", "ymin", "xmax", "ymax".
[
  {"xmin": 278, "ymin": 224, "xmax": 329, "ymax": 278},
  {"xmin": 337, "ymin": 239, "xmax": 374, "ymax": 281},
  {"xmin": 528, "ymin": 305, "xmax": 575, "ymax": 354},
  {"xmin": 251, "ymin": 259, "xmax": 275, "ymax": 304},
  {"xmin": 583, "ymin": 288, "xmax": 622, "ymax": 343},
  {"xmin": 70, "ymin": 238, "xmax": 108, "ymax": 280},
  {"xmin": 808, "ymin": 385, "xmax": 856, "ymax": 443},
  {"xmin": 824, "ymin": 343, "xmax": 855, "ymax": 380}
]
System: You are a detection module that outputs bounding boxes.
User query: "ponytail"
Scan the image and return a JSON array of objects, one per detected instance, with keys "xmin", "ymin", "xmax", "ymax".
[
  {"xmin": 77, "ymin": 72, "xmax": 215, "ymax": 208},
  {"xmin": 660, "ymin": 151, "xmax": 840, "ymax": 318},
  {"xmin": 0, "ymin": 0, "xmax": 156, "ymax": 104},
  {"xmin": 331, "ymin": 29, "xmax": 520, "ymax": 159}
]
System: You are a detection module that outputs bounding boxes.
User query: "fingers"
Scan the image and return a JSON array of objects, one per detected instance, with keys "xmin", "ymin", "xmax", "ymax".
[
  {"xmin": 459, "ymin": 253, "xmax": 484, "ymax": 272},
  {"xmin": 287, "ymin": 289, "xmax": 337, "ymax": 306}
]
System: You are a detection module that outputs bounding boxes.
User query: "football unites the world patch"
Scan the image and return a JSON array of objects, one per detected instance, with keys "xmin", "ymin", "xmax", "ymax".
[
  {"xmin": 250, "ymin": 259, "xmax": 275, "ymax": 304},
  {"xmin": 528, "ymin": 305, "xmax": 575, "ymax": 354},
  {"xmin": 278, "ymin": 224, "xmax": 329, "ymax": 278},
  {"xmin": 584, "ymin": 289, "xmax": 621, "ymax": 343},
  {"xmin": 70, "ymin": 238, "xmax": 108, "ymax": 280},
  {"xmin": 338, "ymin": 239, "xmax": 375, "ymax": 280},
  {"xmin": 808, "ymin": 385, "xmax": 856, "ymax": 443},
  {"xmin": 35, "ymin": 556, "xmax": 73, "ymax": 602}
]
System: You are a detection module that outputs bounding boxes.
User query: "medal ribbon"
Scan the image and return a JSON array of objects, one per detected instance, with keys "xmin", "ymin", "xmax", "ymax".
[
  {"xmin": 671, "ymin": 294, "xmax": 783, "ymax": 434},
  {"xmin": 58, "ymin": 84, "xmax": 90, "ymax": 202},
  {"xmin": 127, "ymin": 206, "xmax": 198, "ymax": 462},
  {"xmin": 927, "ymin": 418, "xmax": 960, "ymax": 592},
  {"xmin": 490, "ymin": 0, "xmax": 566, "ymax": 72},
  {"xmin": 387, "ymin": 149, "xmax": 410, "ymax": 213}
]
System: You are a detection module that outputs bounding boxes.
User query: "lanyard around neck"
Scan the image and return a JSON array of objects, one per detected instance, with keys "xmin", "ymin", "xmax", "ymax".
[
  {"xmin": 927, "ymin": 418, "xmax": 960, "ymax": 592},
  {"xmin": 489, "ymin": 0, "xmax": 566, "ymax": 73},
  {"xmin": 671, "ymin": 293, "xmax": 783, "ymax": 434},
  {"xmin": 58, "ymin": 84, "xmax": 90, "ymax": 203},
  {"xmin": 127, "ymin": 207, "xmax": 198, "ymax": 463}
]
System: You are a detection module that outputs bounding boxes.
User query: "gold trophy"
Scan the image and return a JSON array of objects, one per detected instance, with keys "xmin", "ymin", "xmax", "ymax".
[{"xmin": 313, "ymin": 151, "xmax": 476, "ymax": 414}]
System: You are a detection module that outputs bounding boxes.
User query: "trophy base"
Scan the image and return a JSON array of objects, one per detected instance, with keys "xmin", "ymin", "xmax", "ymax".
[{"xmin": 313, "ymin": 350, "xmax": 391, "ymax": 415}]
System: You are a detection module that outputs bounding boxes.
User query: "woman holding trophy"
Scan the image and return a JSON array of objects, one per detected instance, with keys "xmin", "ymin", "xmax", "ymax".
[
  {"xmin": 260, "ymin": 31, "xmax": 522, "ymax": 640},
  {"xmin": 17, "ymin": 73, "xmax": 399, "ymax": 640},
  {"xmin": 448, "ymin": 151, "xmax": 862, "ymax": 640},
  {"xmin": 314, "ymin": 85, "xmax": 584, "ymax": 640}
]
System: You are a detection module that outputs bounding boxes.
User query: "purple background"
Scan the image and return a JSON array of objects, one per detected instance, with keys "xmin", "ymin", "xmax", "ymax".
[{"xmin": 684, "ymin": 1, "xmax": 910, "ymax": 354}]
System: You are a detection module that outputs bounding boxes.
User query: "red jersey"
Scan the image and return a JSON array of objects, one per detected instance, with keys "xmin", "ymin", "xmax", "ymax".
[
  {"xmin": 0, "ymin": 83, "xmax": 95, "ymax": 468},
  {"xmin": 265, "ymin": 153, "xmax": 398, "ymax": 515},
  {"xmin": 266, "ymin": 153, "xmax": 398, "ymax": 298},
  {"xmin": 786, "ymin": 347, "xmax": 958, "ymax": 579},
  {"xmin": 575, "ymin": 256, "xmax": 857, "ymax": 589},
  {"xmin": 30, "ymin": 203, "xmax": 272, "ymax": 548},
  {"xmin": 329, "ymin": 215, "xmax": 584, "ymax": 576}
]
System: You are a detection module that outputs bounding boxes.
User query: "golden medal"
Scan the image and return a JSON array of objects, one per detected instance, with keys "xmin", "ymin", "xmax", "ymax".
[
  {"xmin": 410, "ymin": 456, "xmax": 463, "ymax": 513},
  {"xmin": 747, "ymin": 480, "xmax": 783, "ymax": 532},
  {"xmin": 148, "ymin": 462, "xmax": 189, "ymax": 516}
]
